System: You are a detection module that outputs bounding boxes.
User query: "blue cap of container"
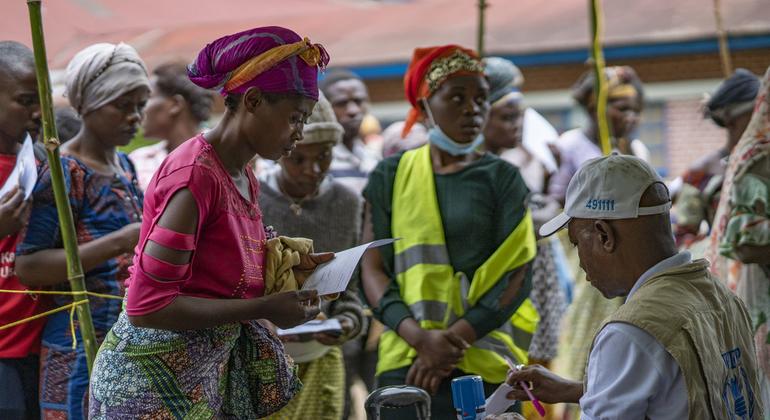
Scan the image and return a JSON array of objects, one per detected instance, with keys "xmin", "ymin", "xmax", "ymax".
[{"xmin": 451, "ymin": 375, "xmax": 486, "ymax": 419}]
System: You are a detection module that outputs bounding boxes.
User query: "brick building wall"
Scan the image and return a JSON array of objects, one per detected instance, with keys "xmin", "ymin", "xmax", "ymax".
[
  {"xmin": 664, "ymin": 98, "xmax": 726, "ymax": 179},
  {"xmin": 364, "ymin": 49, "xmax": 770, "ymax": 101},
  {"xmin": 522, "ymin": 48, "xmax": 770, "ymax": 92}
]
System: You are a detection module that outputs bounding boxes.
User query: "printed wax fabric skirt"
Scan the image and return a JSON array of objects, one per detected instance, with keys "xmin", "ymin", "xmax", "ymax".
[{"xmin": 88, "ymin": 312, "xmax": 301, "ymax": 419}]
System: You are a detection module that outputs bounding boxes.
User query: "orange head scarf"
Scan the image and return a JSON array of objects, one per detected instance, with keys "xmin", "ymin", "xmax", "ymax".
[{"xmin": 402, "ymin": 45, "xmax": 484, "ymax": 137}]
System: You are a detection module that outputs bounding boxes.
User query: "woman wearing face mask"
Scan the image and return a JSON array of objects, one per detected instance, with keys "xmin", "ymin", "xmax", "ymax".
[
  {"xmin": 14, "ymin": 42, "xmax": 149, "ymax": 420},
  {"xmin": 85, "ymin": 27, "xmax": 333, "ymax": 419},
  {"xmin": 361, "ymin": 45, "xmax": 538, "ymax": 418}
]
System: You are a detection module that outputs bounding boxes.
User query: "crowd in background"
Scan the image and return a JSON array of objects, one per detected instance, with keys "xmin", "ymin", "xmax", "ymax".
[{"xmin": 0, "ymin": 22, "xmax": 768, "ymax": 420}]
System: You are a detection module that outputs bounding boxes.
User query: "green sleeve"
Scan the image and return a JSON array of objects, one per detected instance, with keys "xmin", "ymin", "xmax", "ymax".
[
  {"xmin": 362, "ymin": 154, "xmax": 413, "ymax": 331},
  {"xmin": 463, "ymin": 265, "xmax": 533, "ymax": 339},
  {"xmin": 461, "ymin": 161, "xmax": 534, "ymax": 339}
]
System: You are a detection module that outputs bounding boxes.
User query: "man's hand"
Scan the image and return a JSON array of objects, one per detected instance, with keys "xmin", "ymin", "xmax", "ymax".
[
  {"xmin": 414, "ymin": 329, "xmax": 469, "ymax": 369},
  {"xmin": 505, "ymin": 364, "xmax": 583, "ymax": 404},
  {"xmin": 406, "ymin": 357, "xmax": 453, "ymax": 395},
  {"xmin": 0, "ymin": 187, "xmax": 30, "ymax": 238},
  {"xmin": 293, "ymin": 252, "xmax": 334, "ymax": 285}
]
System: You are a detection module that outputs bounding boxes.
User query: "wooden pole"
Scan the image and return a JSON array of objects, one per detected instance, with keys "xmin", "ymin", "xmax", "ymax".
[
  {"xmin": 713, "ymin": 0, "xmax": 733, "ymax": 77},
  {"xmin": 477, "ymin": 0, "xmax": 487, "ymax": 57},
  {"xmin": 589, "ymin": 0, "xmax": 611, "ymax": 155},
  {"xmin": 26, "ymin": 0, "xmax": 98, "ymax": 373}
]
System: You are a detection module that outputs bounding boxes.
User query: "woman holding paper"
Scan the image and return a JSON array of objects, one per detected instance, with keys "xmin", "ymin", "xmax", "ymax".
[
  {"xmin": 82, "ymin": 27, "xmax": 333, "ymax": 419},
  {"xmin": 259, "ymin": 91, "xmax": 366, "ymax": 419},
  {"xmin": 361, "ymin": 45, "xmax": 537, "ymax": 418}
]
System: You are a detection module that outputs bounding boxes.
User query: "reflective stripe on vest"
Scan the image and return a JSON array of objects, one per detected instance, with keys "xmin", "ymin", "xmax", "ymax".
[{"xmin": 377, "ymin": 144, "xmax": 539, "ymax": 384}]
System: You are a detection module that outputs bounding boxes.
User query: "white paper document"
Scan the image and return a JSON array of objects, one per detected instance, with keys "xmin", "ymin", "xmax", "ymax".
[
  {"xmin": 0, "ymin": 134, "xmax": 37, "ymax": 199},
  {"xmin": 485, "ymin": 383, "xmax": 516, "ymax": 415},
  {"xmin": 276, "ymin": 318, "xmax": 342, "ymax": 337},
  {"xmin": 302, "ymin": 238, "xmax": 396, "ymax": 296}
]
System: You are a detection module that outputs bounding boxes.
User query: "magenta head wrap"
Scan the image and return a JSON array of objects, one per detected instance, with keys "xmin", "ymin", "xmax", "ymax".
[{"xmin": 188, "ymin": 26, "xmax": 329, "ymax": 100}]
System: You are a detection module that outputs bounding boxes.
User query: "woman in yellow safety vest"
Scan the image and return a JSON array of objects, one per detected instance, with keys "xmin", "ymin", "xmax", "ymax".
[{"xmin": 361, "ymin": 45, "xmax": 539, "ymax": 419}]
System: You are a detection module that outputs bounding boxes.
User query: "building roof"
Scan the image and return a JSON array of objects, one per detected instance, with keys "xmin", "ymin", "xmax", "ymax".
[{"xmin": 2, "ymin": 0, "xmax": 769, "ymax": 70}]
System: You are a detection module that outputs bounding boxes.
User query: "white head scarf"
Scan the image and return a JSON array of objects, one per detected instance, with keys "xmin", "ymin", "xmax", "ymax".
[{"xmin": 66, "ymin": 43, "xmax": 150, "ymax": 116}]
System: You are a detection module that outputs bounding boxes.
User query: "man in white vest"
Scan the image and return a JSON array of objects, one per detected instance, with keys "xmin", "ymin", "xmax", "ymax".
[{"xmin": 506, "ymin": 153, "xmax": 763, "ymax": 419}]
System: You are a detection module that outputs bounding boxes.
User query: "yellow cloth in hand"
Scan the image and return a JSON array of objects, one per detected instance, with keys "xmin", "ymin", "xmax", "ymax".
[{"xmin": 264, "ymin": 236, "xmax": 314, "ymax": 295}]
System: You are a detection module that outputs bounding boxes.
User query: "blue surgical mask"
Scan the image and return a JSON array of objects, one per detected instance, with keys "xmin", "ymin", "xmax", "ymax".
[
  {"xmin": 422, "ymin": 99, "xmax": 485, "ymax": 156},
  {"xmin": 427, "ymin": 125, "xmax": 485, "ymax": 156}
]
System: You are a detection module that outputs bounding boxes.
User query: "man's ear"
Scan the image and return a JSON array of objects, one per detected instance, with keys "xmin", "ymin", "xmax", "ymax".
[
  {"xmin": 594, "ymin": 220, "xmax": 616, "ymax": 253},
  {"xmin": 243, "ymin": 87, "xmax": 264, "ymax": 113}
]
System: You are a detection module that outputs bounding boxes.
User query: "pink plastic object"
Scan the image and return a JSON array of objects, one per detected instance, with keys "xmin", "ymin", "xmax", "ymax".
[{"xmin": 504, "ymin": 356, "xmax": 546, "ymax": 418}]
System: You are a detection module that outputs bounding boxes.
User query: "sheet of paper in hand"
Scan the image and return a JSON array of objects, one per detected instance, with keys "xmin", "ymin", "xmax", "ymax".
[
  {"xmin": 276, "ymin": 318, "xmax": 342, "ymax": 337},
  {"xmin": 301, "ymin": 238, "xmax": 397, "ymax": 296},
  {"xmin": 485, "ymin": 382, "xmax": 516, "ymax": 415},
  {"xmin": 0, "ymin": 134, "xmax": 37, "ymax": 199}
]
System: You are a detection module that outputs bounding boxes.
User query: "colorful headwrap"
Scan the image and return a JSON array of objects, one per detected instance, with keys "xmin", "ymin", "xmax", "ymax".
[
  {"xmin": 188, "ymin": 26, "xmax": 330, "ymax": 101},
  {"xmin": 402, "ymin": 45, "xmax": 484, "ymax": 137},
  {"xmin": 572, "ymin": 66, "xmax": 644, "ymax": 108}
]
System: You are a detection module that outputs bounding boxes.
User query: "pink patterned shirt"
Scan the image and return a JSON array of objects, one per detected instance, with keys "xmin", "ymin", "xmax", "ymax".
[{"xmin": 126, "ymin": 134, "xmax": 266, "ymax": 316}]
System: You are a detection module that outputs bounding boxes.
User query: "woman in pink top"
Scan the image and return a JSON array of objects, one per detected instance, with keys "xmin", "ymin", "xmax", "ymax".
[{"xmin": 88, "ymin": 26, "xmax": 332, "ymax": 419}]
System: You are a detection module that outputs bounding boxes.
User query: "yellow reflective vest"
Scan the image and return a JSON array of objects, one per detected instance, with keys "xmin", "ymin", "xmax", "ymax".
[{"xmin": 376, "ymin": 144, "xmax": 539, "ymax": 384}]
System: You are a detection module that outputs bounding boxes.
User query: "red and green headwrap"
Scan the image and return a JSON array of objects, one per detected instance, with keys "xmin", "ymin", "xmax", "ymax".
[{"xmin": 402, "ymin": 45, "xmax": 484, "ymax": 137}]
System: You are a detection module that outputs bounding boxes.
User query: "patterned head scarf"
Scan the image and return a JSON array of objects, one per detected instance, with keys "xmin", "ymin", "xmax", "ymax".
[
  {"xmin": 299, "ymin": 91, "xmax": 343, "ymax": 145},
  {"xmin": 572, "ymin": 66, "xmax": 644, "ymax": 109},
  {"xmin": 707, "ymin": 65, "xmax": 770, "ymax": 288},
  {"xmin": 484, "ymin": 57, "xmax": 524, "ymax": 106},
  {"xmin": 65, "ymin": 43, "xmax": 150, "ymax": 116},
  {"xmin": 188, "ymin": 26, "xmax": 329, "ymax": 101},
  {"xmin": 402, "ymin": 45, "xmax": 484, "ymax": 137}
]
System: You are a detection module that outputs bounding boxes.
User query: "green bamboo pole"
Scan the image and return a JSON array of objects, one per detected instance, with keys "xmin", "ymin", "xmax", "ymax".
[
  {"xmin": 26, "ymin": 0, "xmax": 98, "ymax": 373},
  {"xmin": 589, "ymin": 0, "xmax": 611, "ymax": 155},
  {"xmin": 477, "ymin": 0, "xmax": 487, "ymax": 57}
]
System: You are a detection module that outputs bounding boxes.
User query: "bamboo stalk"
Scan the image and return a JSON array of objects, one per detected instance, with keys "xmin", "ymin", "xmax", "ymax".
[
  {"xmin": 713, "ymin": 0, "xmax": 733, "ymax": 77},
  {"xmin": 26, "ymin": 0, "xmax": 98, "ymax": 373},
  {"xmin": 589, "ymin": 0, "xmax": 611, "ymax": 155},
  {"xmin": 477, "ymin": 0, "xmax": 487, "ymax": 57}
]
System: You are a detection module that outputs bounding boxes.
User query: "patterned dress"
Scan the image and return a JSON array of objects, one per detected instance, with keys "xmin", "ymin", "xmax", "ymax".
[{"xmin": 16, "ymin": 153, "xmax": 143, "ymax": 420}]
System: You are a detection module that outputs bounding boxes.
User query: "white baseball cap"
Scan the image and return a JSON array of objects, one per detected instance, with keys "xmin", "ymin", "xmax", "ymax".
[{"xmin": 539, "ymin": 153, "xmax": 671, "ymax": 237}]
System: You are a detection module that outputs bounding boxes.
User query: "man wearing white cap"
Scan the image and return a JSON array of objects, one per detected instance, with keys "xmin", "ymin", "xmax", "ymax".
[{"xmin": 506, "ymin": 153, "xmax": 763, "ymax": 419}]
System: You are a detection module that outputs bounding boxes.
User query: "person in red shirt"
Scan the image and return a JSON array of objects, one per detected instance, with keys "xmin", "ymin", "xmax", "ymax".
[{"xmin": 0, "ymin": 41, "xmax": 43, "ymax": 420}]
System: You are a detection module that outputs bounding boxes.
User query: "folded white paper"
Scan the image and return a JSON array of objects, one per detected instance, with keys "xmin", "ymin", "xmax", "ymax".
[
  {"xmin": 485, "ymin": 382, "xmax": 516, "ymax": 415},
  {"xmin": 0, "ymin": 134, "xmax": 37, "ymax": 199},
  {"xmin": 276, "ymin": 318, "xmax": 342, "ymax": 337}
]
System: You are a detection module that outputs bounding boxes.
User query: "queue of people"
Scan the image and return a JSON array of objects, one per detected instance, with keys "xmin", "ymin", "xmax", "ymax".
[{"xmin": 0, "ymin": 21, "xmax": 768, "ymax": 420}]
